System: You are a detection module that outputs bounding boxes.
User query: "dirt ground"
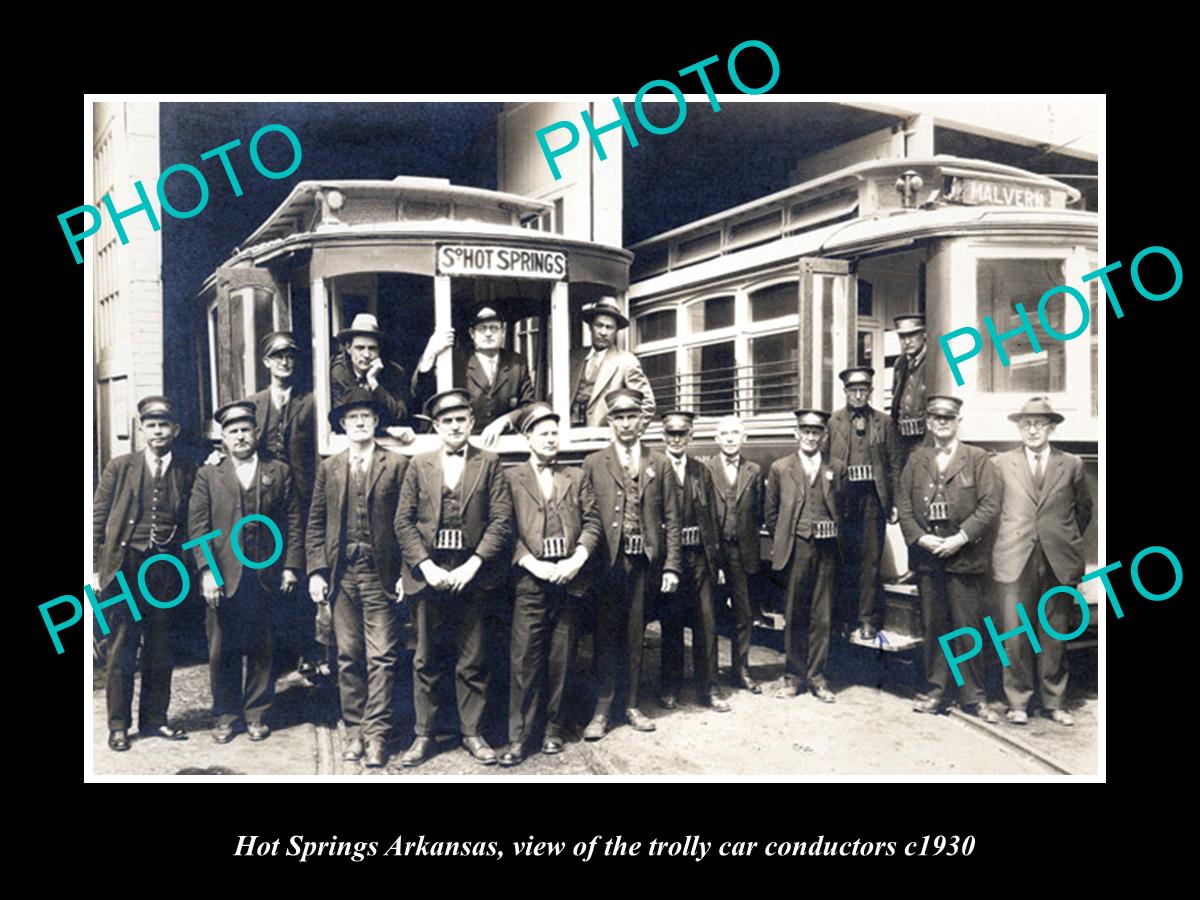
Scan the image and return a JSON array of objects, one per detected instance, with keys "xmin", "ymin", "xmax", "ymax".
[{"xmin": 92, "ymin": 616, "xmax": 1097, "ymax": 777}]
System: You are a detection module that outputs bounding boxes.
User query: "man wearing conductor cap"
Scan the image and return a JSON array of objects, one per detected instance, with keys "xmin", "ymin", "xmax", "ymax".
[
  {"xmin": 393, "ymin": 389, "xmax": 514, "ymax": 768},
  {"xmin": 765, "ymin": 409, "xmax": 846, "ymax": 703},
  {"xmin": 414, "ymin": 303, "xmax": 536, "ymax": 447},
  {"xmin": 890, "ymin": 314, "xmax": 930, "ymax": 470},
  {"xmin": 897, "ymin": 395, "xmax": 1000, "ymax": 721},
  {"xmin": 188, "ymin": 400, "xmax": 304, "ymax": 744},
  {"xmin": 829, "ymin": 367, "xmax": 900, "ymax": 642},
  {"xmin": 93, "ymin": 396, "xmax": 196, "ymax": 751},
  {"xmin": 500, "ymin": 404, "xmax": 603, "ymax": 765}
]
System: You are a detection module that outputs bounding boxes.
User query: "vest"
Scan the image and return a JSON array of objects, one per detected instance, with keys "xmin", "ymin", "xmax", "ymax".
[
  {"xmin": 676, "ymin": 461, "xmax": 697, "ymax": 528},
  {"xmin": 440, "ymin": 483, "xmax": 463, "ymax": 531},
  {"xmin": 794, "ymin": 467, "xmax": 833, "ymax": 539},
  {"xmin": 621, "ymin": 457, "xmax": 642, "ymax": 538},
  {"xmin": 928, "ymin": 460, "xmax": 955, "ymax": 537},
  {"xmin": 899, "ymin": 355, "xmax": 927, "ymax": 420},
  {"xmin": 572, "ymin": 362, "xmax": 596, "ymax": 426},
  {"xmin": 345, "ymin": 456, "xmax": 371, "ymax": 548},
  {"xmin": 263, "ymin": 396, "xmax": 288, "ymax": 458},
  {"xmin": 128, "ymin": 458, "xmax": 179, "ymax": 551},
  {"xmin": 237, "ymin": 477, "xmax": 267, "ymax": 563},
  {"xmin": 542, "ymin": 479, "xmax": 565, "ymax": 540},
  {"xmin": 848, "ymin": 413, "xmax": 870, "ymax": 466},
  {"xmin": 720, "ymin": 461, "xmax": 739, "ymax": 541}
]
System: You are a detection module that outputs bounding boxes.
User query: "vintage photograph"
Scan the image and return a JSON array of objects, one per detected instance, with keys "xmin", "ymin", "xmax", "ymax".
[{"xmin": 87, "ymin": 97, "xmax": 1100, "ymax": 777}]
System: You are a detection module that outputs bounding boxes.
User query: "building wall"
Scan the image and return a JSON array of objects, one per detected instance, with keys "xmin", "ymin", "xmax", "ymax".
[{"xmin": 93, "ymin": 101, "xmax": 162, "ymax": 473}]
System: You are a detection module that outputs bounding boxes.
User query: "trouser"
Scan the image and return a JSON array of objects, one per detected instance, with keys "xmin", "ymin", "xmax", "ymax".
[
  {"xmin": 207, "ymin": 575, "xmax": 274, "ymax": 726},
  {"xmin": 993, "ymin": 545, "xmax": 1069, "ymax": 712},
  {"xmin": 782, "ymin": 536, "xmax": 836, "ymax": 689},
  {"xmin": 837, "ymin": 483, "xmax": 886, "ymax": 630},
  {"xmin": 104, "ymin": 547, "xmax": 182, "ymax": 731},
  {"xmin": 332, "ymin": 556, "xmax": 399, "ymax": 742},
  {"xmin": 720, "ymin": 546, "xmax": 754, "ymax": 673},
  {"xmin": 918, "ymin": 567, "xmax": 986, "ymax": 706},
  {"xmin": 660, "ymin": 548, "xmax": 717, "ymax": 699},
  {"xmin": 411, "ymin": 574, "xmax": 488, "ymax": 738},
  {"xmin": 509, "ymin": 574, "xmax": 576, "ymax": 745},
  {"xmin": 593, "ymin": 550, "xmax": 648, "ymax": 718}
]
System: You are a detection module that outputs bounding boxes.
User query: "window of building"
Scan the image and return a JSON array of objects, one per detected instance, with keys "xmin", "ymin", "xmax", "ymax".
[
  {"xmin": 975, "ymin": 258, "xmax": 1067, "ymax": 393},
  {"xmin": 750, "ymin": 281, "xmax": 796, "ymax": 322},
  {"xmin": 640, "ymin": 350, "xmax": 677, "ymax": 414},
  {"xmin": 637, "ymin": 308, "xmax": 676, "ymax": 344},
  {"xmin": 687, "ymin": 341, "xmax": 736, "ymax": 415},
  {"xmin": 749, "ymin": 332, "xmax": 798, "ymax": 413},
  {"xmin": 687, "ymin": 295, "xmax": 734, "ymax": 333}
]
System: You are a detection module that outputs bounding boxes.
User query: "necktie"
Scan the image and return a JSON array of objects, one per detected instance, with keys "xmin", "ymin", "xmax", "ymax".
[
  {"xmin": 623, "ymin": 449, "xmax": 637, "ymax": 480},
  {"xmin": 1033, "ymin": 453, "xmax": 1044, "ymax": 490},
  {"xmin": 154, "ymin": 457, "xmax": 163, "ymax": 483},
  {"xmin": 585, "ymin": 351, "xmax": 601, "ymax": 381}
]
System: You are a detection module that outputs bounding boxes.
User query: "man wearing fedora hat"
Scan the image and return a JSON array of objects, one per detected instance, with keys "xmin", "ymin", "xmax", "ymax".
[
  {"xmin": 897, "ymin": 395, "xmax": 1000, "ymax": 721},
  {"xmin": 413, "ymin": 303, "xmax": 535, "ymax": 447},
  {"xmin": 500, "ymin": 403, "xmax": 602, "ymax": 765},
  {"xmin": 188, "ymin": 401, "xmax": 304, "ymax": 744},
  {"xmin": 991, "ymin": 397, "xmax": 1092, "ymax": 727},
  {"xmin": 93, "ymin": 396, "xmax": 196, "ymax": 751},
  {"xmin": 307, "ymin": 389, "xmax": 409, "ymax": 767},
  {"xmin": 330, "ymin": 313, "xmax": 410, "ymax": 428},
  {"xmin": 890, "ymin": 314, "xmax": 931, "ymax": 471},
  {"xmin": 394, "ymin": 389, "xmax": 514, "ymax": 768},
  {"xmin": 765, "ymin": 409, "xmax": 846, "ymax": 704},
  {"xmin": 570, "ymin": 298, "xmax": 655, "ymax": 427},
  {"xmin": 829, "ymin": 367, "xmax": 900, "ymax": 642}
]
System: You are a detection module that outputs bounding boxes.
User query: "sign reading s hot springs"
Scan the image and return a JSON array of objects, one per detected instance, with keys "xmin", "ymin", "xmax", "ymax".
[{"xmin": 436, "ymin": 244, "xmax": 567, "ymax": 279}]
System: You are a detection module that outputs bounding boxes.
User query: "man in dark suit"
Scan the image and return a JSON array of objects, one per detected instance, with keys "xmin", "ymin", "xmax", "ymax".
[
  {"xmin": 569, "ymin": 299, "xmax": 655, "ymax": 427},
  {"xmin": 307, "ymin": 389, "xmax": 408, "ymax": 767},
  {"xmin": 659, "ymin": 410, "xmax": 730, "ymax": 713},
  {"xmin": 188, "ymin": 400, "xmax": 304, "ymax": 744},
  {"xmin": 393, "ymin": 389, "xmax": 514, "ymax": 768},
  {"xmin": 890, "ymin": 314, "xmax": 930, "ymax": 472},
  {"xmin": 897, "ymin": 395, "xmax": 1001, "ymax": 721},
  {"xmin": 705, "ymin": 415, "xmax": 765, "ymax": 693},
  {"xmin": 765, "ymin": 409, "xmax": 846, "ymax": 704},
  {"xmin": 991, "ymin": 397, "xmax": 1093, "ymax": 727},
  {"xmin": 580, "ymin": 389, "xmax": 681, "ymax": 740},
  {"xmin": 829, "ymin": 367, "xmax": 900, "ymax": 641},
  {"xmin": 413, "ymin": 304, "xmax": 536, "ymax": 447},
  {"xmin": 92, "ymin": 396, "xmax": 195, "ymax": 751},
  {"xmin": 329, "ymin": 313, "xmax": 410, "ymax": 427},
  {"xmin": 500, "ymin": 403, "xmax": 603, "ymax": 765}
]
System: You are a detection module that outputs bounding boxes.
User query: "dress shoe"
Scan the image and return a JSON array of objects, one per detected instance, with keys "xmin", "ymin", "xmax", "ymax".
[
  {"xmin": 498, "ymin": 744, "xmax": 524, "ymax": 767},
  {"xmin": 1006, "ymin": 708, "xmax": 1029, "ymax": 725},
  {"xmin": 625, "ymin": 708, "xmax": 656, "ymax": 732},
  {"xmin": 583, "ymin": 715, "xmax": 608, "ymax": 741},
  {"xmin": 212, "ymin": 721, "xmax": 237, "ymax": 744},
  {"xmin": 142, "ymin": 724, "xmax": 188, "ymax": 741},
  {"xmin": 775, "ymin": 678, "xmax": 802, "ymax": 699},
  {"xmin": 247, "ymin": 721, "xmax": 271, "ymax": 741},
  {"xmin": 108, "ymin": 729, "xmax": 130, "ymax": 752},
  {"xmin": 962, "ymin": 703, "xmax": 999, "ymax": 724},
  {"xmin": 737, "ymin": 670, "xmax": 762, "ymax": 694},
  {"xmin": 658, "ymin": 693, "xmax": 678, "ymax": 710},
  {"xmin": 812, "ymin": 685, "xmax": 836, "ymax": 704},
  {"xmin": 541, "ymin": 735, "xmax": 565, "ymax": 755},
  {"xmin": 364, "ymin": 741, "xmax": 387, "ymax": 768},
  {"xmin": 343, "ymin": 736, "xmax": 365, "ymax": 762},
  {"xmin": 702, "ymin": 693, "xmax": 732, "ymax": 713},
  {"xmin": 912, "ymin": 696, "xmax": 946, "ymax": 715},
  {"xmin": 399, "ymin": 736, "xmax": 435, "ymax": 768},
  {"xmin": 1047, "ymin": 709, "xmax": 1075, "ymax": 727},
  {"xmin": 462, "ymin": 735, "xmax": 498, "ymax": 765},
  {"xmin": 857, "ymin": 623, "xmax": 878, "ymax": 641}
]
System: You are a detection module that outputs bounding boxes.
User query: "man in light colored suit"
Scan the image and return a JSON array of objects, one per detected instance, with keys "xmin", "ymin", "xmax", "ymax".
[
  {"xmin": 990, "ymin": 397, "xmax": 1093, "ymax": 727},
  {"xmin": 570, "ymin": 298, "xmax": 655, "ymax": 427}
]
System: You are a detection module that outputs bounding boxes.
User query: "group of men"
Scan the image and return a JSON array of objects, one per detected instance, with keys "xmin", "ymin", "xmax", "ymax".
[{"xmin": 92, "ymin": 306, "xmax": 1092, "ymax": 769}]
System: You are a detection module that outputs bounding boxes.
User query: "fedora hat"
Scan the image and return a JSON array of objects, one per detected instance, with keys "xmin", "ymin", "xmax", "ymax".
[
  {"xmin": 581, "ymin": 297, "xmax": 629, "ymax": 330},
  {"xmin": 1007, "ymin": 396, "xmax": 1064, "ymax": 424},
  {"xmin": 337, "ymin": 313, "xmax": 384, "ymax": 343}
]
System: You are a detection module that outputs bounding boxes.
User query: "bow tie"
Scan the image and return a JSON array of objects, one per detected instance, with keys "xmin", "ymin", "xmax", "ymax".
[
  {"xmin": 937, "ymin": 445, "xmax": 954, "ymax": 456},
  {"xmin": 445, "ymin": 448, "xmax": 465, "ymax": 458}
]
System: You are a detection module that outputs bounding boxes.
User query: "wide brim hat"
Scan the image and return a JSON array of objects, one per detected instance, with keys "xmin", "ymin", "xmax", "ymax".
[
  {"xmin": 581, "ymin": 298, "xmax": 630, "ymax": 330},
  {"xmin": 1007, "ymin": 396, "xmax": 1064, "ymax": 424},
  {"xmin": 336, "ymin": 313, "xmax": 385, "ymax": 343},
  {"xmin": 328, "ymin": 388, "xmax": 385, "ymax": 432}
]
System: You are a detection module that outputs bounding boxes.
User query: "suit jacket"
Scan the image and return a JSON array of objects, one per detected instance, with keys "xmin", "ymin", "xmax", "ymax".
[
  {"xmin": 828, "ymin": 405, "xmax": 900, "ymax": 510},
  {"xmin": 570, "ymin": 347, "xmax": 656, "ymax": 426},
  {"xmin": 890, "ymin": 351, "xmax": 928, "ymax": 423},
  {"xmin": 250, "ymin": 387, "xmax": 315, "ymax": 508},
  {"xmin": 991, "ymin": 446, "xmax": 1093, "ymax": 585},
  {"xmin": 187, "ymin": 455, "xmax": 304, "ymax": 596},
  {"xmin": 306, "ymin": 446, "xmax": 409, "ymax": 600},
  {"xmin": 897, "ymin": 442, "xmax": 1000, "ymax": 575},
  {"xmin": 412, "ymin": 348, "xmax": 534, "ymax": 433},
  {"xmin": 764, "ymin": 453, "xmax": 847, "ymax": 571},
  {"xmin": 393, "ymin": 445, "xmax": 513, "ymax": 595},
  {"xmin": 93, "ymin": 451, "xmax": 197, "ymax": 591},
  {"xmin": 506, "ymin": 460, "xmax": 603, "ymax": 596},
  {"xmin": 670, "ymin": 455, "xmax": 725, "ymax": 578},
  {"xmin": 330, "ymin": 353, "xmax": 409, "ymax": 427},
  {"xmin": 581, "ymin": 444, "xmax": 681, "ymax": 574},
  {"xmin": 703, "ymin": 454, "xmax": 764, "ymax": 573}
]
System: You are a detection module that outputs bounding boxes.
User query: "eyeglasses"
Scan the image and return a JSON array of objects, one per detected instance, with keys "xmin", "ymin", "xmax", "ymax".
[
  {"xmin": 1017, "ymin": 420, "xmax": 1052, "ymax": 431},
  {"xmin": 474, "ymin": 324, "xmax": 503, "ymax": 335}
]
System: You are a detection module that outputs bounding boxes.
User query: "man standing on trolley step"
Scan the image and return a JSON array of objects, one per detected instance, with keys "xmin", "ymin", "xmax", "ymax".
[
  {"xmin": 93, "ymin": 396, "xmax": 195, "ymax": 752},
  {"xmin": 890, "ymin": 314, "xmax": 930, "ymax": 472},
  {"xmin": 569, "ymin": 298, "xmax": 655, "ymax": 427},
  {"xmin": 990, "ymin": 397, "xmax": 1092, "ymax": 727},
  {"xmin": 897, "ymin": 395, "xmax": 1000, "ymax": 722},
  {"xmin": 829, "ymin": 367, "xmax": 900, "ymax": 642},
  {"xmin": 501, "ymin": 403, "xmax": 602, "ymax": 765},
  {"xmin": 306, "ymin": 388, "xmax": 408, "ymax": 768},
  {"xmin": 581, "ymin": 388, "xmax": 681, "ymax": 740},
  {"xmin": 394, "ymin": 388, "xmax": 513, "ymax": 768},
  {"xmin": 766, "ymin": 409, "xmax": 846, "ymax": 704},
  {"xmin": 189, "ymin": 400, "xmax": 304, "ymax": 744}
]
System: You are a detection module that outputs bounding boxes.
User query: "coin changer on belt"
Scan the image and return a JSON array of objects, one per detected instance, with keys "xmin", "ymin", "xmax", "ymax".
[
  {"xmin": 847, "ymin": 464, "xmax": 874, "ymax": 482},
  {"xmin": 898, "ymin": 418, "xmax": 925, "ymax": 437},
  {"xmin": 681, "ymin": 526, "xmax": 702, "ymax": 547},
  {"xmin": 813, "ymin": 520, "xmax": 838, "ymax": 540},
  {"xmin": 541, "ymin": 536, "xmax": 569, "ymax": 560},
  {"xmin": 622, "ymin": 534, "xmax": 645, "ymax": 556},
  {"xmin": 434, "ymin": 528, "xmax": 465, "ymax": 551},
  {"xmin": 926, "ymin": 483, "xmax": 954, "ymax": 536}
]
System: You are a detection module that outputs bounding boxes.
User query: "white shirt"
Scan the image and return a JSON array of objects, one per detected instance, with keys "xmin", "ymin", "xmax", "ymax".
[
  {"xmin": 721, "ymin": 454, "xmax": 740, "ymax": 486},
  {"xmin": 270, "ymin": 384, "xmax": 292, "ymax": 412},
  {"xmin": 798, "ymin": 450, "xmax": 821, "ymax": 483},
  {"xmin": 585, "ymin": 346, "xmax": 609, "ymax": 379},
  {"xmin": 234, "ymin": 453, "xmax": 259, "ymax": 490},
  {"xmin": 529, "ymin": 458, "xmax": 555, "ymax": 501},
  {"xmin": 475, "ymin": 351, "xmax": 499, "ymax": 386},
  {"xmin": 144, "ymin": 449, "xmax": 172, "ymax": 476},
  {"xmin": 443, "ymin": 446, "xmax": 466, "ymax": 490},
  {"xmin": 1025, "ymin": 446, "xmax": 1049, "ymax": 479},
  {"xmin": 934, "ymin": 440, "xmax": 958, "ymax": 474},
  {"xmin": 616, "ymin": 441, "xmax": 641, "ymax": 474},
  {"xmin": 669, "ymin": 452, "xmax": 688, "ymax": 486},
  {"xmin": 348, "ymin": 442, "xmax": 376, "ymax": 476}
]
